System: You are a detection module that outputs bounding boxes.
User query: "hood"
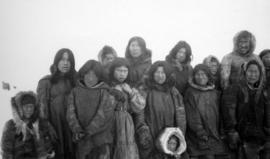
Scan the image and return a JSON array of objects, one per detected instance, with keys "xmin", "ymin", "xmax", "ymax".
[
  {"xmin": 239, "ymin": 59, "xmax": 265, "ymax": 104},
  {"xmin": 203, "ymin": 55, "xmax": 220, "ymax": 66},
  {"xmin": 11, "ymin": 91, "xmax": 38, "ymax": 121},
  {"xmin": 11, "ymin": 91, "xmax": 40, "ymax": 141},
  {"xmin": 97, "ymin": 45, "xmax": 118, "ymax": 65},
  {"xmin": 125, "ymin": 49, "xmax": 152, "ymax": 66},
  {"xmin": 189, "ymin": 64, "xmax": 215, "ymax": 91},
  {"xmin": 240, "ymin": 59, "xmax": 264, "ymax": 90},
  {"xmin": 233, "ymin": 30, "xmax": 256, "ymax": 57}
]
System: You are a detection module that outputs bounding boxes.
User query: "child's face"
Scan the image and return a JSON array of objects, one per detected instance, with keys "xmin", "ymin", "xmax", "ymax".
[
  {"xmin": 167, "ymin": 137, "xmax": 178, "ymax": 152},
  {"xmin": 58, "ymin": 52, "xmax": 71, "ymax": 74},
  {"xmin": 176, "ymin": 48, "xmax": 187, "ymax": 63},
  {"xmin": 84, "ymin": 70, "xmax": 98, "ymax": 87},
  {"xmin": 154, "ymin": 66, "xmax": 166, "ymax": 85},
  {"xmin": 22, "ymin": 104, "xmax": 35, "ymax": 119},
  {"xmin": 246, "ymin": 64, "xmax": 260, "ymax": 85},
  {"xmin": 114, "ymin": 66, "xmax": 128, "ymax": 83},
  {"xmin": 129, "ymin": 40, "xmax": 142, "ymax": 58},
  {"xmin": 262, "ymin": 53, "xmax": 270, "ymax": 67},
  {"xmin": 208, "ymin": 61, "xmax": 219, "ymax": 75},
  {"xmin": 103, "ymin": 53, "xmax": 115, "ymax": 66},
  {"xmin": 194, "ymin": 70, "xmax": 209, "ymax": 86}
]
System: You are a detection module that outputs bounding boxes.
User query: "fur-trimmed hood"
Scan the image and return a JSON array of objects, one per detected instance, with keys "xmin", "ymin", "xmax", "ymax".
[
  {"xmin": 11, "ymin": 91, "xmax": 40, "ymax": 141},
  {"xmin": 97, "ymin": 45, "xmax": 118, "ymax": 65},
  {"xmin": 203, "ymin": 55, "xmax": 220, "ymax": 67},
  {"xmin": 240, "ymin": 59, "xmax": 264, "ymax": 91},
  {"xmin": 232, "ymin": 30, "xmax": 256, "ymax": 57},
  {"xmin": 188, "ymin": 78, "xmax": 215, "ymax": 91}
]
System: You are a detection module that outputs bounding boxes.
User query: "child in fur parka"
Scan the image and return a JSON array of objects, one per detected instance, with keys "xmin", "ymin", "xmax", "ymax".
[
  {"xmin": 184, "ymin": 64, "xmax": 228, "ymax": 159},
  {"xmin": 66, "ymin": 60, "xmax": 117, "ymax": 159},
  {"xmin": 108, "ymin": 57, "xmax": 146, "ymax": 159},
  {"xmin": 1, "ymin": 91, "xmax": 57, "ymax": 159}
]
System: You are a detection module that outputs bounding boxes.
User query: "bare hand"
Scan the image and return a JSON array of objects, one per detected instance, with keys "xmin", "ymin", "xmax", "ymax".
[
  {"xmin": 114, "ymin": 85, "xmax": 123, "ymax": 91},
  {"xmin": 121, "ymin": 83, "xmax": 132, "ymax": 94}
]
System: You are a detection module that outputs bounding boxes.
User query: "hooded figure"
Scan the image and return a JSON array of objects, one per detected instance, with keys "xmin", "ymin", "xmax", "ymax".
[
  {"xmin": 142, "ymin": 61, "xmax": 187, "ymax": 159},
  {"xmin": 66, "ymin": 60, "xmax": 117, "ymax": 159},
  {"xmin": 203, "ymin": 55, "xmax": 221, "ymax": 90},
  {"xmin": 108, "ymin": 57, "xmax": 146, "ymax": 159},
  {"xmin": 36, "ymin": 48, "xmax": 77, "ymax": 159},
  {"xmin": 259, "ymin": 49, "xmax": 270, "ymax": 86},
  {"xmin": 220, "ymin": 30, "xmax": 264, "ymax": 90},
  {"xmin": 125, "ymin": 36, "xmax": 152, "ymax": 87},
  {"xmin": 1, "ymin": 91, "xmax": 57, "ymax": 159},
  {"xmin": 184, "ymin": 64, "xmax": 228, "ymax": 158},
  {"xmin": 98, "ymin": 45, "xmax": 118, "ymax": 82},
  {"xmin": 165, "ymin": 41, "xmax": 193, "ymax": 95},
  {"xmin": 222, "ymin": 60, "xmax": 270, "ymax": 159}
]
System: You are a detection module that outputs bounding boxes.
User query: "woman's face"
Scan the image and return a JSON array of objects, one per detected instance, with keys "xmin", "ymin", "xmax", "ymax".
[
  {"xmin": 103, "ymin": 53, "xmax": 115, "ymax": 66},
  {"xmin": 22, "ymin": 104, "xmax": 35, "ymax": 119},
  {"xmin": 194, "ymin": 70, "xmax": 209, "ymax": 86},
  {"xmin": 84, "ymin": 70, "xmax": 98, "ymax": 87},
  {"xmin": 58, "ymin": 52, "xmax": 71, "ymax": 74},
  {"xmin": 114, "ymin": 66, "xmax": 129, "ymax": 83},
  {"xmin": 262, "ymin": 53, "xmax": 270, "ymax": 67},
  {"xmin": 129, "ymin": 40, "xmax": 142, "ymax": 58},
  {"xmin": 175, "ymin": 48, "xmax": 187, "ymax": 63},
  {"xmin": 154, "ymin": 66, "xmax": 166, "ymax": 85},
  {"xmin": 208, "ymin": 61, "xmax": 219, "ymax": 75},
  {"xmin": 246, "ymin": 64, "xmax": 260, "ymax": 85}
]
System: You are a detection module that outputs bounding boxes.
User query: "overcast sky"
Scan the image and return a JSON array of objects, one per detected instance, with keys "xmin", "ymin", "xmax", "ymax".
[{"xmin": 0, "ymin": 0, "xmax": 270, "ymax": 141}]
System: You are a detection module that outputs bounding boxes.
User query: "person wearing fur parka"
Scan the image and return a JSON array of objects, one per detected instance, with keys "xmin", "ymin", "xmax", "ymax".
[
  {"xmin": 141, "ymin": 61, "xmax": 187, "ymax": 159},
  {"xmin": 108, "ymin": 57, "xmax": 146, "ymax": 159},
  {"xmin": 97, "ymin": 45, "xmax": 118, "ymax": 82},
  {"xmin": 203, "ymin": 55, "xmax": 222, "ymax": 91},
  {"xmin": 1, "ymin": 91, "xmax": 57, "ymax": 159},
  {"xmin": 66, "ymin": 60, "xmax": 117, "ymax": 159},
  {"xmin": 221, "ymin": 60, "xmax": 270, "ymax": 159},
  {"xmin": 125, "ymin": 36, "xmax": 152, "ymax": 87},
  {"xmin": 165, "ymin": 41, "xmax": 193, "ymax": 95},
  {"xmin": 184, "ymin": 64, "xmax": 228, "ymax": 159},
  {"xmin": 220, "ymin": 30, "xmax": 264, "ymax": 90},
  {"xmin": 36, "ymin": 48, "xmax": 77, "ymax": 159}
]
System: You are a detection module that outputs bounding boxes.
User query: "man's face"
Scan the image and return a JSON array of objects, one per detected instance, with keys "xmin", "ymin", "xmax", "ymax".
[{"xmin": 238, "ymin": 38, "xmax": 250, "ymax": 55}]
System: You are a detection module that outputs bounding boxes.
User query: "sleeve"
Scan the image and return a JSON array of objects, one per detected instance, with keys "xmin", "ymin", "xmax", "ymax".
[
  {"xmin": 84, "ymin": 90, "xmax": 116, "ymax": 136},
  {"xmin": 129, "ymin": 87, "xmax": 147, "ymax": 130},
  {"xmin": 130, "ymin": 88, "xmax": 146, "ymax": 113},
  {"xmin": 221, "ymin": 84, "xmax": 239, "ymax": 133},
  {"xmin": 35, "ymin": 121, "xmax": 58, "ymax": 158},
  {"xmin": 36, "ymin": 79, "xmax": 50, "ymax": 119},
  {"xmin": 1, "ymin": 120, "xmax": 15, "ymax": 159},
  {"xmin": 66, "ymin": 91, "xmax": 84, "ymax": 134},
  {"xmin": 263, "ymin": 90, "xmax": 270, "ymax": 140},
  {"xmin": 220, "ymin": 55, "xmax": 232, "ymax": 90},
  {"xmin": 172, "ymin": 87, "xmax": 186, "ymax": 134},
  {"xmin": 184, "ymin": 90, "xmax": 208, "ymax": 138}
]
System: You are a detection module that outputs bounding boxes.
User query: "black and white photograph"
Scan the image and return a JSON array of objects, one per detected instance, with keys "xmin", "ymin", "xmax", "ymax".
[{"xmin": 0, "ymin": 0, "xmax": 270, "ymax": 159}]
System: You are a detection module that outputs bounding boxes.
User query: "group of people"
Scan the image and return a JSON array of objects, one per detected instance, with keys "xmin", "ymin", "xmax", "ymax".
[{"xmin": 1, "ymin": 30, "xmax": 270, "ymax": 159}]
